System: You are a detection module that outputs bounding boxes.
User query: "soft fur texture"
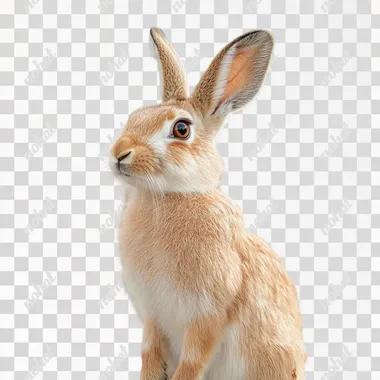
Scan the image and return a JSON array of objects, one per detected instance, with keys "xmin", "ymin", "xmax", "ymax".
[{"xmin": 109, "ymin": 28, "xmax": 307, "ymax": 380}]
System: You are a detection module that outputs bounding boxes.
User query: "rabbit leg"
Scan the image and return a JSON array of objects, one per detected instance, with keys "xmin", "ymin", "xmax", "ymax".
[
  {"xmin": 245, "ymin": 344, "xmax": 306, "ymax": 380},
  {"xmin": 171, "ymin": 316, "xmax": 225, "ymax": 380},
  {"xmin": 140, "ymin": 319, "xmax": 167, "ymax": 380}
]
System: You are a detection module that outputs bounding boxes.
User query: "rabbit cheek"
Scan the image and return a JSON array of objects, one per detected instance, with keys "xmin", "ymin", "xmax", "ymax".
[
  {"xmin": 128, "ymin": 146, "xmax": 163, "ymax": 176},
  {"xmin": 167, "ymin": 142, "xmax": 193, "ymax": 168}
]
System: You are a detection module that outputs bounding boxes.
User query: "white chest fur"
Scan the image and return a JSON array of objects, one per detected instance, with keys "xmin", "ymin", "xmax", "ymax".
[{"xmin": 122, "ymin": 256, "xmax": 216, "ymax": 353}]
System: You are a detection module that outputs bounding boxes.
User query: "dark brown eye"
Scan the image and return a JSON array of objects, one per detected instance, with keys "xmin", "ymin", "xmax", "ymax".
[{"xmin": 172, "ymin": 121, "xmax": 190, "ymax": 139}]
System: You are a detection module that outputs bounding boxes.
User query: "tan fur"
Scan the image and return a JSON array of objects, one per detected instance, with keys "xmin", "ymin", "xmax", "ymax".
[
  {"xmin": 110, "ymin": 28, "xmax": 306, "ymax": 380},
  {"xmin": 151, "ymin": 28, "xmax": 188, "ymax": 101},
  {"xmin": 141, "ymin": 319, "xmax": 167, "ymax": 380},
  {"xmin": 124, "ymin": 105, "xmax": 177, "ymax": 138}
]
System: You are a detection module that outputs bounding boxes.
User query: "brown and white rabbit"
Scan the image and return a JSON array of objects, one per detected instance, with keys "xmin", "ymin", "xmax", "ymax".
[{"xmin": 109, "ymin": 28, "xmax": 306, "ymax": 380}]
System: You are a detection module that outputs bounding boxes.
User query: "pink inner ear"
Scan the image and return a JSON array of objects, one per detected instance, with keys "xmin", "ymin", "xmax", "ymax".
[{"xmin": 216, "ymin": 47, "xmax": 259, "ymax": 108}]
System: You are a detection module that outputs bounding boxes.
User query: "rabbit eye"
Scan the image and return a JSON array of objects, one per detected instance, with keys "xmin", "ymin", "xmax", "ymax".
[{"xmin": 172, "ymin": 120, "xmax": 190, "ymax": 139}]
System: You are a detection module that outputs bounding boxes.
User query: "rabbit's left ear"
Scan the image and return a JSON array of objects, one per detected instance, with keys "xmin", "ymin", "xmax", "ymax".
[
  {"xmin": 191, "ymin": 30, "xmax": 274, "ymax": 119},
  {"xmin": 150, "ymin": 27, "xmax": 188, "ymax": 101}
]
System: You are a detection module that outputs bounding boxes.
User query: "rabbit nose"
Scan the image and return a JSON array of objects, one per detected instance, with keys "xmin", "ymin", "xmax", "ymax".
[{"xmin": 117, "ymin": 149, "xmax": 134, "ymax": 165}]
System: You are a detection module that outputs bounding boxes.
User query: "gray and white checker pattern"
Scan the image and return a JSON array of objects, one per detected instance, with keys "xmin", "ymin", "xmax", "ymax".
[{"xmin": 0, "ymin": 0, "xmax": 379, "ymax": 379}]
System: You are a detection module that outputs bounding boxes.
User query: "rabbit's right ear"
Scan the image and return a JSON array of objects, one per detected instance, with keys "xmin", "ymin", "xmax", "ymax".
[
  {"xmin": 150, "ymin": 27, "xmax": 188, "ymax": 102},
  {"xmin": 192, "ymin": 30, "xmax": 273, "ymax": 121}
]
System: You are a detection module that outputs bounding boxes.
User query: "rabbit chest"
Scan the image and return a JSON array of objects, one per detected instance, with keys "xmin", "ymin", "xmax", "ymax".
[{"xmin": 118, "ymin": 192, "xmax": 242, "ymax": 339}]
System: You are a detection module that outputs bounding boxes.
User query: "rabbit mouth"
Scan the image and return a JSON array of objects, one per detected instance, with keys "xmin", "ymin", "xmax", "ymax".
[
  {"xmin": 119, "ymin": 167, "xmax": 131, "ymax": 177},
  {"xmin": 112, "ymin": 160, "xmax": 131, "ymax": 177}
]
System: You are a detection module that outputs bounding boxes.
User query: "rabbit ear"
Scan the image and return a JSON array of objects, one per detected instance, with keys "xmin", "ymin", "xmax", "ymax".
[
  {"xmin": 150, "ymin": 27, "xmax": 188, "ymax": 102},
  {"xmin": 191, "ymin": 30, "xmax": 273, "ymax": 119}
]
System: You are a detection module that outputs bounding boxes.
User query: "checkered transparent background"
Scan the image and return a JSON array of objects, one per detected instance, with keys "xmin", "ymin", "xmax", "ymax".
[{"xmin": 0, "ymin": 0, "xmax": 379, "ymax": 379}]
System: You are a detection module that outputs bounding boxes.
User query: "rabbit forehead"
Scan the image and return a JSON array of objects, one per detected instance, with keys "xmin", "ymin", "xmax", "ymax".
[{"xmin": 125, "ymin": 104, "xmax": 193, "ymax": 139}]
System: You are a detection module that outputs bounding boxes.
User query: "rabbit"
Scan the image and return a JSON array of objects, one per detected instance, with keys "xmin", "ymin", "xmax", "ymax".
[{"xmin": 109, "ymin": 27, "xmax": 307, "ymax": 380}]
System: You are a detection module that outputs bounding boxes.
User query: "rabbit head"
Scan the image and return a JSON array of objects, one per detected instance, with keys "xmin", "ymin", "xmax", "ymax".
[{"xmin": 109, "ymin": 28, "xmax": 273, "ymax": 193}]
